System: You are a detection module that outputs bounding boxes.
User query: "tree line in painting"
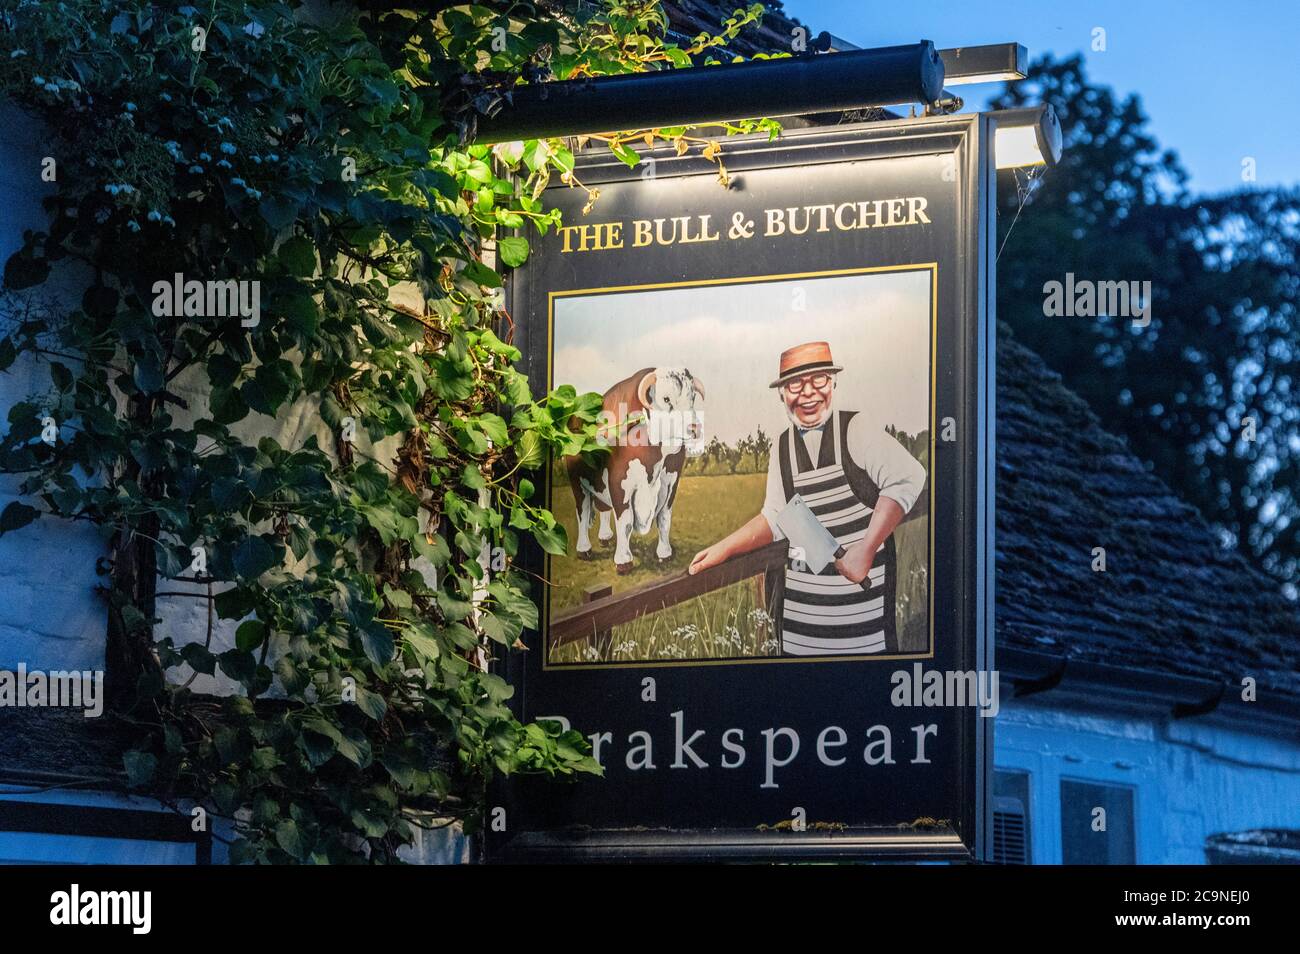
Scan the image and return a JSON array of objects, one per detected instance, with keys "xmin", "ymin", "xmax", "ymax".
[{"xmin": 682, "ymin": 425, "xmax": 929, "ymax": 476}]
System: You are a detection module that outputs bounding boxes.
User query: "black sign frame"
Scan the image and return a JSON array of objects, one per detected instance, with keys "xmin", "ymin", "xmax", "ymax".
[{"xmin": 491, "ymin": 113, "xmax": 996, "ymax": 862}]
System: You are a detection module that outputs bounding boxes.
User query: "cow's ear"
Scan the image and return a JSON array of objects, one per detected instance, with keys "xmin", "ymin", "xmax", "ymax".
[
  {"xmin": 636, "ymin": 370, "xmax": 657, "ymax": 409},
  {"xmin": 693, "ymin": 378, "xmax": 705, "ymax": 399}
]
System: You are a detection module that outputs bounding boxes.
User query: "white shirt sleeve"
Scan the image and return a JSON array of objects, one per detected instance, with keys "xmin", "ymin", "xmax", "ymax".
[
  {"xmin": 845, "ymin": 414, "xmax": 926, "ymax": 514},
  {"xmin": 761, "ymin": 435, "xmax": 788, "ymax": 540}
]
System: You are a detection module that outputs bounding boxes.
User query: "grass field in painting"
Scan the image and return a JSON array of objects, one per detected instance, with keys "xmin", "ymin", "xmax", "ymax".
[{"xmin": 545, "ymin": 468, "xmax": 929, "ymax": 663}]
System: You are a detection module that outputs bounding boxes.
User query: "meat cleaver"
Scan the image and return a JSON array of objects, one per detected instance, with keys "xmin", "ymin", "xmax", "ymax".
[{"xmin": 774, "ymin": 495, "xmax": 841, "ymax": 574}]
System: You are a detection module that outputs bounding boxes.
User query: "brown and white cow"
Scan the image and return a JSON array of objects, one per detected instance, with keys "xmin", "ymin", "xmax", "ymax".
[{"xmin": 566, "ymin": 367, "xmax": 705, "ymax": 574}]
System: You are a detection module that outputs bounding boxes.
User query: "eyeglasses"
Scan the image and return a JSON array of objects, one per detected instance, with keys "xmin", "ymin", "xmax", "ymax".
[{"xmin": 782, "ymin": 373, "xmax": 832, "ymax": 397}]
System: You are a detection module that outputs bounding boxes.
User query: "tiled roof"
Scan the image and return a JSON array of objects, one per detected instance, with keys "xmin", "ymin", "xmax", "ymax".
[
  {"xmin": 661, "ymin": 0, "xmax": 808, "ymax": 56},
  {"xmin": 996, "ymin": 329, "xmax": 1300, "ymax": 699}
]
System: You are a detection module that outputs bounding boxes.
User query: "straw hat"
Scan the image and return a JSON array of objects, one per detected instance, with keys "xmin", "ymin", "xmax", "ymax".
[{"xmin": 769, "ymin": 341, "xmax": 842, "ymax": 388}]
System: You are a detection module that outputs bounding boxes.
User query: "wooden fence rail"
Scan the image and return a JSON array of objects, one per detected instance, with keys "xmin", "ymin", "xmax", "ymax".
[
  {"xmin": 550, "ymin": 540, "xmax": 789, "ymax": 649},
  {"xmin": 549, "ymin": 493, "xmax": 929, "ymax": 651}
]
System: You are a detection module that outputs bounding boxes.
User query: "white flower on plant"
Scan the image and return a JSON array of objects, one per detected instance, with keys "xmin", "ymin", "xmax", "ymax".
[{"xmin": 670, "ymin": 623, "xmax": 701, "ymax": 642}]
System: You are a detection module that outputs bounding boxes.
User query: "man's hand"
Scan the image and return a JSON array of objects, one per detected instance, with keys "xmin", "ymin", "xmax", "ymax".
[
  {"xmin": 688, "ymin": 514, "xmax": 774, "ymax": 576},
  {"xmin": 834, "ymin": 540, "xmax": 874, "ymax": 584},
  {"xmin": 688, "ymin": 544, "xmax": 727, "ymax": 575},
  {"xmin": 834, "ymin": 497, "xmax": 905, "ymax": 584}
]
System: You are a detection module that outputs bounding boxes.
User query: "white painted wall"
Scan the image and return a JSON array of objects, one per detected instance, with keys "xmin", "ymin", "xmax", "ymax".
[
  {"xmin": 0, "ymin": 787, "xmax": 468, "ymax": 864},
  {"xmin": 996, "ymin": 696, "xmax": 1300, "ymax": 864},
  {"xmin": 0, "ymin": 100, "xmax": 412, "ymax": 694},
  {"xmin": 0, "ymin": 103, "xmax": 106, "ymax": 672}
]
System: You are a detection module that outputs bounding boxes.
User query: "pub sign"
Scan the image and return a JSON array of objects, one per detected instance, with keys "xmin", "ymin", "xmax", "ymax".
[{"xmin": 492, "ymin": 114, "xmax": 997, "ymax": 861}]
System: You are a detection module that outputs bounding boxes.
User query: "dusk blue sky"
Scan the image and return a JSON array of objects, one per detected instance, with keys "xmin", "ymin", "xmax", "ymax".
[{"xmin": 782, "ymin": 0, "xmax": 1299, "ymax": 195}]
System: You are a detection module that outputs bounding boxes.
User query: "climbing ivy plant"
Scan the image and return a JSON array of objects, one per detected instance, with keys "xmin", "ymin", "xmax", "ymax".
[{"xmin": 0, "ymin": 1, "xmax": 772, "ymax": 862}]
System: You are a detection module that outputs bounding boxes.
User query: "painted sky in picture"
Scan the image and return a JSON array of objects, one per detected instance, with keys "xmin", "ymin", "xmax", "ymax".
[{"xmin": 552, "ymin": 269, "xmax": 932, "ymax": 446}]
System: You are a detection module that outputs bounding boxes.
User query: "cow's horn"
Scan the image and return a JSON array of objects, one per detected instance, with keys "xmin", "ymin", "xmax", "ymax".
[
  {"xmin": 693, "ymin": 377, "xmax": 705, "ymax": 399},
  {"xmin": 636, "ymin": 370, "xmax": 656, "ymax": 410}
]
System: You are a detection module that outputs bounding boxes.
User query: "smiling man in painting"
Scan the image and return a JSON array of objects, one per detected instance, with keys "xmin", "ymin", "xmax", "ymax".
[{"xmin": 688, "ymin": 341, "xmax": 926, "ymax": 656}]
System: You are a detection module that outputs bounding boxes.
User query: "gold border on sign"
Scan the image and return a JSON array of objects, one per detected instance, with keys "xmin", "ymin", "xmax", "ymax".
[{"xmin": 542, "ymin": 263, "xmax": 938, "ymax": 670}]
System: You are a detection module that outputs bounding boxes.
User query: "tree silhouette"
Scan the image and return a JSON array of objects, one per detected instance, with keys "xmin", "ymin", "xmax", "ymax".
[
  {"xmin": 992, "ymin": 54, "xmax": 1299, "ymax": 594},
  {"xmin": 750, "ymin": 426, "xmax": 771, "ymax": 470}
]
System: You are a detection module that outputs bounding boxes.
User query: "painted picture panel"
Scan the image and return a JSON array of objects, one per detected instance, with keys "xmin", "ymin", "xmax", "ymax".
[{"xmin": 547, "ymin": 267, "xmax": 934, "ymax": 666}]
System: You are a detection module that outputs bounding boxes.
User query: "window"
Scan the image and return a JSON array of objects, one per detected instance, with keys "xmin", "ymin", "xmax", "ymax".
[
  {"xmin": 1060, "ymin": 779, "xmax": 1135, "ymax": 864},
  {"xmin": 992, "ymin": 769, "xmax": 1031, "ymax": 864},
  {"xmin": 0, "ymin": 800, "xmax": 209, "ymax": 864}
]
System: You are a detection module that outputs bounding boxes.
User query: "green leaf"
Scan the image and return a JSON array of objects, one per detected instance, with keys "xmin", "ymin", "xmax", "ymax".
[
  {"xmin": 260, "ymin": 195, "xmax": 299, "ymax": 231},
  {"xmin": 207, "ymin": 353, "xmax": 242, "ymax": 390},
  {"xmin": 405, "ymin": 627, "xmax": 441, "ymax": 664},
  {"xmin": 532, "ymin": 522, "xmax": 568, "ymax": 556},
  {"xmin": 82, "ymin": 284, "xmax": 119, "ymax": 319},
  {"xmin": 460, "ymin": 464, "xmax": 486, "ymax": 490},
  {"xmin": 49, "ymin": 362, "xmax": 72, "ymax": 392},
  {"xmin": 278, "ymin": 236, "xmax": 317, "ymax": 276},
  {"xmin": 217, "ymin": 648, "xmax": 257, "ymax": 684},
  {"xmin": 235, "ymin": 619, "xmax": 267, "ymax": 652},
  {"xmin": 209, "ymin": 385, "xmax": 249, "ymax": 425},
  {"xmin": 123, "ymin": 750, "xmax": 157, "ymax": 788},
  {"xmin": 242, "ymin": 361, "xmax": 295, "ymax": 415},
  {"xmin": 478, "ymin": 412, "xmax": 509, "ymax": 444},
  {"xmin": 251, "ymin": 747, "xmax": 282, "ymax": 771},
  {"xmin": 214, "ymin": 586, "xmax": 257, "ymax": 620},
  {"xmin": 279, "ymin": 292, "xmax": 319, "ymax": 335},
  {"xmin": 349, "ymin": 460, "xmax": 389, "ymax": 501},
  {"xmin": 436, "ymin": 590, "xmax": 474, "ymax": 621},
  {"xmin": 516, "ymin": 430, "xmax": 545, "ymax": 468},
  {"xmin": 233, "ymin": 534, "xmax": 279, "ymax": 580},
  {"xmin": 461, "ymin": 261, "xmax": 501, "ymax": 288},
  {"xmin": 133, "ymin": 352, "xmax": 164, "ymax": 394},
  {"xmin": 611, "ymin": 141, "xmax": 640, "ymax": 168},
  {"xmin": 0, "ymin": 501, "xmax": 39, "ymax": 535},
  {"xmin": 299, "ymin": 728, "xmax": 336, "ymax": 768},
  {"xmin": 275, "ymin": 819, "xmax": 307, "ymax": 861},
  {"xmin": 335, "ymin": 728, "xmax": 373, "ymax": 768},
  {"xmin": 359, "ymin": 623, "xmax": 395, "ymax": 666},
  {"xmin": 497, "ymin": 236, "xmax": 529, "ymax": 267},
  {"xmin": 180, "ymin": 642, "xmax": 217, "ymax": 676},
  {"xmin": 479, "ymin": 612, "xmax": 511, "ymax": 645},
  {"xmin": 3, "ymin": 250, "xmax": 49, "ymax": 290},
  {"xmin": 412, "ymin": 533, "xmax": 450, "ymax": 568},
  {"xmin": 354, "ymin": 685, "xmax": 387, "ymax": 721}
]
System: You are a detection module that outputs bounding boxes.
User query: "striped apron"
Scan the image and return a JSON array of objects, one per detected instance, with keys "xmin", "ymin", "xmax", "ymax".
[{"xmin": 777, "ymin": 410, "xmax": 897, "ymax": 655}]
